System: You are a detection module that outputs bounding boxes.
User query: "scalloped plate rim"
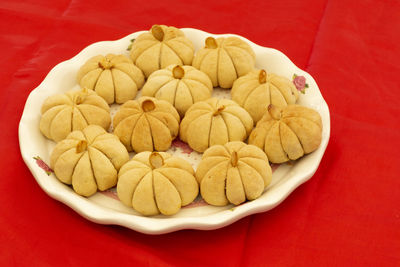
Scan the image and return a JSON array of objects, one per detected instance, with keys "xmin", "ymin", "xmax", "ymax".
[{"xmin": 18, "ymin": 28, "xmax": 330, "ymax": 235}]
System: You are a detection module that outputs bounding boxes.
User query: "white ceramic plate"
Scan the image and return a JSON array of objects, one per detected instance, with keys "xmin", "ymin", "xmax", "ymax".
[{"xmin": 18, "ymin": 28, "xmax": 330, "ymax": 234}]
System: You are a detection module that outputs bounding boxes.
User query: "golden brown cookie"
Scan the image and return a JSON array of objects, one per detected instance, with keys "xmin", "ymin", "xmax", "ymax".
[
  {"xmin": 192, "ymin": 36, "xmax": 255, "ymax": 88},
  {"xmin": 50, "ymin": 125, "xmax": 129, "ymax": 197},
  {"xmin": 142, "ymin": 64, "xmax": 213, "ymax": 117},
  {"xmin": 113, "ymin": 97, "xmax": 180, "ymax": 152},
  {"xmin": 77, "ymin": 54, "xmax": 145, "ymax": 104},
  {"xmin": 231, "ymin": 69, "xmax": 299, "ymax": 123},
  {"xmin": 40, "ymin": 88, "xmax": 110, "ymax": 142},
  {"xmin": 196, "ymin": 141, "xmax": 272, "ymax": 206},
  {"xmin": 179, "ymin": 98, "xmax": 253, "ymax": 152},
  {"xmin": 248, "ymin": 104, "xmax": 322, "ymax": 163},
  {"xmin": 117, "ymin": 151, "xmax": 199, "ymax": 216},
  {"xmin": 130, "ymin": 25, "xmax": 195, "ymax": 78}
]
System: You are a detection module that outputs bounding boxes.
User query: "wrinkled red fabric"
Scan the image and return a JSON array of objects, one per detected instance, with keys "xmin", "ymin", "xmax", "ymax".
[{"xmin": 1, "ymin": 0, "xmax": 399, "ymax": 266}]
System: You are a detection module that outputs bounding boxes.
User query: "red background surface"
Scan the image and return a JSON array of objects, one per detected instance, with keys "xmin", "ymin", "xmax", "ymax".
[{"xmin": 1, "ymin": 0, "xmax": 400, "ymax": 266}]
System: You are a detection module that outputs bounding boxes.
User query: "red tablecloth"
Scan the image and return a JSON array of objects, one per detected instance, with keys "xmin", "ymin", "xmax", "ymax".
[{"xmin": 1, "ymin": 0, "xmax": 399, "ymax": 266}]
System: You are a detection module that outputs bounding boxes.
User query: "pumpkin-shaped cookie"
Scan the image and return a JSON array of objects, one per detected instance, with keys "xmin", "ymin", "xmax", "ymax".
[
  {"xmin": 192, "ymin": 36, "xmax": 256, "ymax": 88},
  {"xmin": 249, "ymin": 105, "xmax": 322, "ymax": 163},
  {"xmin": 141, "ymin": 65, "xmax": 213, "ymax": 117},
  {"xmin": 179, "ymin": 98, "xmax": 253, "ymax": 152},
  {"xmin": 40, "ymin": 88, "xmax": 111, "ymax": 142},
  {"xmin": 50, "ymin": 125, "xmax": 129, "ymax": 197},
  {"xmin": 232, "ymin": 69, "xmax": 299, "ymax": 123},
  {"xmin": 196, "ymin": 141, "xmax": 272, "ymax": 206},
  {"xmin": 113, "ymin": 97, "xmax": 180, "ymax": 152},
  {"xmin": 77, "ymin": 54, "xmax": 145, "ymax": 104},
  {"xmin": 130, "ymin": 25, "xmax": 195, "ymax": 78},
  {"xmin": 117, "ymin": 152, "xmax": 199, "ymax": 216}
]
